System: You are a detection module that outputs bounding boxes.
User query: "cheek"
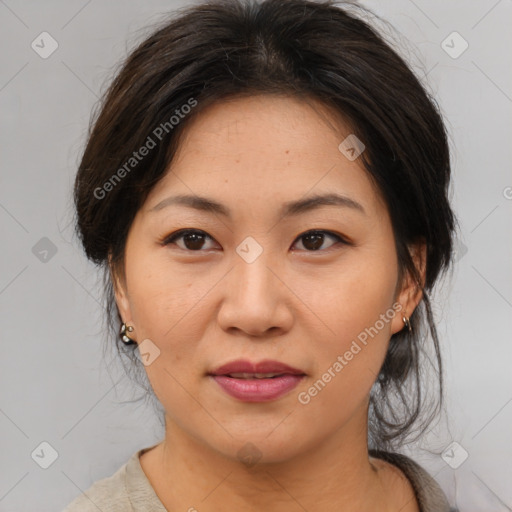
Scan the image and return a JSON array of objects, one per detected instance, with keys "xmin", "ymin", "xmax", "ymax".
[
  {"xmin": 123, "ymin": 252, "xmax": 211, "ymax": 391},
  {"xmin": 124, "ymin": 253, "xmax": 211, "ymax": 418},
  {"xmin": 299, "ymin": 248, "xmax": 398, "ymax": 406},
  {"xmin": 126, "ymin": 247, "xmax": 208, "ymax": 338},
  {"xmin": 306, "ymin": 243, "xmax": 397, "ymax": 333}
]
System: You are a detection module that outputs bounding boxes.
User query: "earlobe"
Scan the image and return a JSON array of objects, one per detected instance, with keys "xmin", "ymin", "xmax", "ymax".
[{"xmin": 111, "ymin": 264, "xmax": 137, "ymax": 345}]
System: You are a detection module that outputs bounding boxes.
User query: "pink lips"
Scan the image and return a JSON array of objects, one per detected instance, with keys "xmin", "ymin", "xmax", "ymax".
[{"xmin": 208, "ymin": 359, "xmax": 306, "ymax": 402}]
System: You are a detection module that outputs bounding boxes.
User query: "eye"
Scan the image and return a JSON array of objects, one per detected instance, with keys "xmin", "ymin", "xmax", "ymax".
[
  {"xmin": 162, "ymin": 229, "xmax": 218, "ymax": 251},
  {"xmin": 162, "ymin": 229, "xmax": 348, "ymax": 252},
  {"xmin": 292, "ymin": 230, "xmax": 347, "ymax": 252}
]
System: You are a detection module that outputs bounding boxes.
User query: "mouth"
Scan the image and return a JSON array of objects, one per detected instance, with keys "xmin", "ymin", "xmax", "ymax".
[
  {"xmin": 208, "ymin": 359, "xmax": 306, "ymax": 402},
  {"xmin": 222, "ymin": 372, "xmax": 288, "ymax": 379},
  {"xmin": 208, "ymin": 359, "xmax": 306, "ymax": 377}
]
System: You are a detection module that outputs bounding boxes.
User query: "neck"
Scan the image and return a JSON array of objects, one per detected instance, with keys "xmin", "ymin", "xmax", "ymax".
[{"xmin": 140, "ymin": 408, "xmax": 403, "ymax": 512}]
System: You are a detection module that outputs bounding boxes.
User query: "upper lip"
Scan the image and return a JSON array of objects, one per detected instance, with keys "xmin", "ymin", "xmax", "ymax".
[{"xmin": 209, "ymin": 359, "xmax": 306, "ymax": 376}]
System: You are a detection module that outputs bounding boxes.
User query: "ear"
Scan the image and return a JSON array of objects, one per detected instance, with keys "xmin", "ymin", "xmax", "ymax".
[
  {"xmin": 108, "ymin": 253, "xmax": 133, "ymax": 325},
  {"xmin": 390, "ymin": 240, "xmax": 427, "ymax": 336}
]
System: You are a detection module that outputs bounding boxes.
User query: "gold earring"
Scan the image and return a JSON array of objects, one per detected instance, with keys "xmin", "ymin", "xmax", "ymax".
[
  {"xmin": 120, "ymin": 322, "xmax": 136, "ymax": 345},
  {"xmin": 402, "ymin": 315, "xmax": 412, "ymax": 333}
]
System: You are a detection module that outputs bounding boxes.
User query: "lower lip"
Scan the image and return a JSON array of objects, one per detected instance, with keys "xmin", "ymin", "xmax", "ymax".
[{"xmin": 211, "ymin": 375, "xmax": 304, "ymax": 402}]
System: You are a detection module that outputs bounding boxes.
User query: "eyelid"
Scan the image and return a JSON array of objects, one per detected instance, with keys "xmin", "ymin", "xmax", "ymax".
[
  {"xmin": 291, "ymin": 230, "xmax": 350, "ymax": 251},
  {"xmin": 161, "ymin": 229, "xmax": 217, "ymax": 247}
]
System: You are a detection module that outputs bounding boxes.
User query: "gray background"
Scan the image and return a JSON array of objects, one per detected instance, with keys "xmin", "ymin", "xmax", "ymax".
[{"xmin": 1, "ymin": 1, "xmax": 511, "ymax": 510}]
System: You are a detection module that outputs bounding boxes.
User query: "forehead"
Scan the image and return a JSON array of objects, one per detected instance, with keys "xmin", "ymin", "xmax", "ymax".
[
  {"xmin": 174, "ymin": 94, "xmax": 348, "ymax": 159},
  {"xmin": 144, "ymin": 94, "xmax": 386, "ymax": 220}
]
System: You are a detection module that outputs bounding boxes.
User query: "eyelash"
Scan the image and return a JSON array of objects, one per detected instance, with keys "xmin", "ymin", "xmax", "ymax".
[{"xmin": 161, "ymin": 229, "xmax": 350, "ymax": 253}]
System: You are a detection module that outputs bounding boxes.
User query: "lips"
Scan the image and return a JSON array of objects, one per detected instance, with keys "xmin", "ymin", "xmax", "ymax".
[
  {"xmin": 225, "ymin": 372, "xmax": 283, "ymax": 379},
  {"xmin": 208, "ymin": 359, "xmax": 306, "ymax": 402},
  {"xmin": 209, "ymin": 359, "xmax": 306, "ymax": 378}
]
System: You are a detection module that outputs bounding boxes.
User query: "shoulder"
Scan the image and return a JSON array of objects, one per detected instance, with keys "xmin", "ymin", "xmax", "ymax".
[
  {"xmin": 62, "ymin": 447, "xmax": 165, "ymax": 512},
  {"xmin": 369, "ymin": 449, "xmax": 456, "ymax": 512},
  {"xmin": 62, "ymin": 459, "xmax": 130, "ymax": 512}
]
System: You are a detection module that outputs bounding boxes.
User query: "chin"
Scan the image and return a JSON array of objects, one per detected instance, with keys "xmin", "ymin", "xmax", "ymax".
[{"xmin": 207, "ymin": 427, "xmax": 312, "ymax": 467}]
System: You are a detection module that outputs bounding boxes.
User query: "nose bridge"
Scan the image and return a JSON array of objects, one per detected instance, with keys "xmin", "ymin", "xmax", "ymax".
[
  {"xmin": 218, "ymin": 241, "xmax": 292, "ymax": 335},
  {"xmin": 232, "ymin": 245, "xmax": 279, "ymax": 304}
]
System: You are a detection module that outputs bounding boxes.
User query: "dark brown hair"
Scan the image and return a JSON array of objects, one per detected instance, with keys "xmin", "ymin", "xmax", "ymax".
[{"xmin": 73, "ymin": 0, "xmax": 457, "ymax": 452}]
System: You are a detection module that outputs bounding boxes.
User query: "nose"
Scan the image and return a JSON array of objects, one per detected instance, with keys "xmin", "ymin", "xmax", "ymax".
[{"xmin": 217, "ymin": 252, "xmax": 294, "ymax": 338}]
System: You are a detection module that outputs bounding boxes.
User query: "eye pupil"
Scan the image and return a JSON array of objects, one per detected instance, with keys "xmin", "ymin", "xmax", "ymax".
[
  {"xmin": 302, "ymin": 232, "xmax": 324, "ymax": 251},
  {"xmin": 184, "ymin": 232, "xmax": 205, "ymax": 250}
]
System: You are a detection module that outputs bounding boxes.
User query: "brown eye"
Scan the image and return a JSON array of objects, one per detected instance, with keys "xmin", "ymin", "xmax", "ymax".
[
  {"xmin": 163, "ymin": 229, "xmax": 217, "ymax": 251},
  {"xmin": 163, "ymin": 229, "xmax": 348, "ymax": 253},
  {"xmin": 292, "ymin": 230, "xmax": 347, "ymax": 252}
]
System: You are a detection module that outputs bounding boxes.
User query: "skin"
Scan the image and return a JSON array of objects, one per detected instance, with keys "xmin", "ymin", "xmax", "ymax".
[{"xmin": 112, "ymin": 94, "xmax": 426, "ymax": 511}]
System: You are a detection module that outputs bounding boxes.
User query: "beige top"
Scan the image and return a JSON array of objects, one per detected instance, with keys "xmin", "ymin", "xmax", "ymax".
[{"xmin": 63, "ymin": 446, "xmax": 454, "ymax": 511}]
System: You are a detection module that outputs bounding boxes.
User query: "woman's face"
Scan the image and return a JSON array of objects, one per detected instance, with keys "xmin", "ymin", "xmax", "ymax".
[{"xmin": 114, "ymin": 94, "xmax": 422, "ymax": 463}]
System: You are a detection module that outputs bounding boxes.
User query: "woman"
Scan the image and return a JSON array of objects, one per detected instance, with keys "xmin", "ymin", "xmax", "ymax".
[{"xmin": 64, "ymin": 0, "xmax": 458, "ymax": 510}]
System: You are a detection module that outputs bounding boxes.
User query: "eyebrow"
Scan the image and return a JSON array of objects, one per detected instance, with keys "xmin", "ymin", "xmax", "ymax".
[{"xmin": 149, "ymin": 192, "xmax": 366, "ymax": 218}]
